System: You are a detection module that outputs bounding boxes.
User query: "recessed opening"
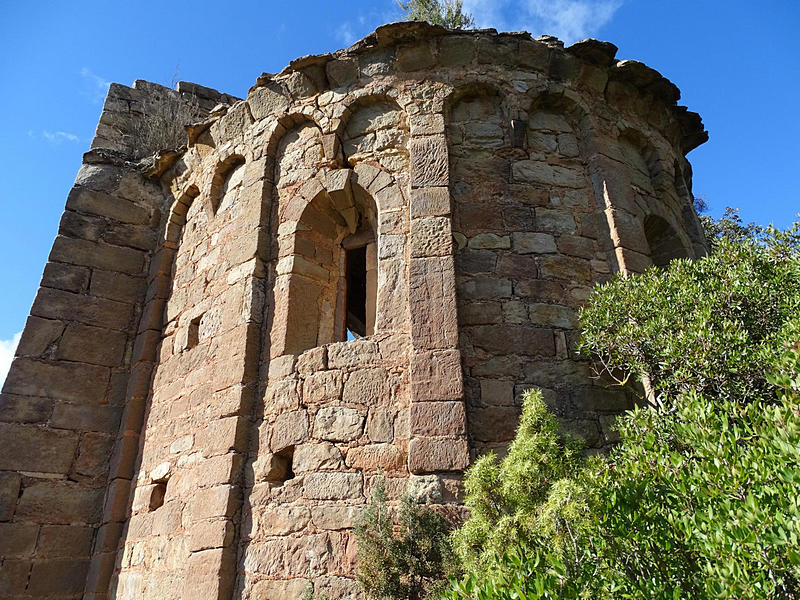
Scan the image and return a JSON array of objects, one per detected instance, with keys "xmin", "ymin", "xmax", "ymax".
[
  {"xmin": 266, "ymin": 446, "xmax": 295, "ymax": 486},
  {"xmin": 644, "ymin": 215, "xmax": 690, "ymax": 268},
  {"xmin": 346, "ymin": 246, "xmax": 368, "ymax": 338},
  {"xmin": 149, "ymin": 482, "xmax": 167, "ymax": 511},
  {"xmin": 187, "ymin": 314, "xmax": 202, "ymax": 349}
]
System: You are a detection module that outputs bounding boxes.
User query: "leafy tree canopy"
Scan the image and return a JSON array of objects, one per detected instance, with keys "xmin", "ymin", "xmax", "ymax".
[
  {"xmin": 445, "ymin": 220, "xmax": 800, "ymax": 599},
  {"xmin": 397, "ymin": 0, "xmax": 474, "ymax": 29}
]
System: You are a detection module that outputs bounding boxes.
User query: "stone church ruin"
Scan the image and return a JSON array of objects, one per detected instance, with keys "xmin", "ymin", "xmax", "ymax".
[{"xmin": 0, "ymin": 22, "xmax": 707, "ymax": 600}]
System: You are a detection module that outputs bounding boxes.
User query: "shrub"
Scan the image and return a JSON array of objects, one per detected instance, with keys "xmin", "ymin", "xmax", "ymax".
[
  {"xmin": 355, "ymin": 480, "xmax": 457, "ymax": 600},
  {"xmin": 129, "ymin": 90, "xmax": 202, "ymax": 159},
  {"xmin": 445, "ymin": 221, "xmax": 800, "ymax": 599}
]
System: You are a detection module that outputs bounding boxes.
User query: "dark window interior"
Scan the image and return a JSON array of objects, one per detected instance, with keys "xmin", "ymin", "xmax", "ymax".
[{"xmin": 346, "ymin": 246, "xmax": 367, "ymax": 337}]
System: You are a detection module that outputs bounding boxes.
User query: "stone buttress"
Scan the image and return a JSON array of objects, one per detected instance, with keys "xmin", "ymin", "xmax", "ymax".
[{"xmin": 0, "ymin": 22, "xmax": 707, "ymax": 600}]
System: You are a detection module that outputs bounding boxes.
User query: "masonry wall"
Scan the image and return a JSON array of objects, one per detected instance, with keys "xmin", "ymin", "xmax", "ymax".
[{"xmin": 0, "ymin": 22, "xmax": 707, "ymax": 600}]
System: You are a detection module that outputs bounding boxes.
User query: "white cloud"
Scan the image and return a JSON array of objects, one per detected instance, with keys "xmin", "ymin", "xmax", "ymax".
[
  {"xmin": 463, "ymin": 0, "xmax": 623, "ymax": 43},
  {"xmin": 0, "ymin": 332, "xmax": 22, "ymax": 390},
  {"xmin": 336, "ymin": 21, "xmax": 357, "ymax": 46},
  {"xmin": 80, "ymin": 67, "xmax": 112, "ymax": 103},
  {"xmin": 42, "ymin": 130, "xmax": 80, "ymax": 144}
]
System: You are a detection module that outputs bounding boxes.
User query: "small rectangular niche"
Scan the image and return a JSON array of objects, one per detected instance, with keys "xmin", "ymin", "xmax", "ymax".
[
  {"xmin": 187, "ymin": 314, "xmax": 203, "ymax": 349},
  {"xmin": 265, "ymin": 446, "xmax": 295, "ymax": 486}
]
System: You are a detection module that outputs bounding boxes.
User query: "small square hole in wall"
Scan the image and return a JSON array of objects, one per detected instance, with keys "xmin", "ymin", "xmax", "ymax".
[
  {"xmin": 187, "ymin": 314, "xmax": 203, "ymax": 349},
  {"xmin": 265, "ymin": 446, "xmax": 295, "ymax": 486},
  {"xmin": 149, "ymin": 482, "xmax": 167, "ymax": 511}
]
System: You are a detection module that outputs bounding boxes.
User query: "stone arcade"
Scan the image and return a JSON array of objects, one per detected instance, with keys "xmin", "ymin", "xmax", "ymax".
[{"xmin": 0, "ymin": 22, "xmax": 707, "ymax": 600}]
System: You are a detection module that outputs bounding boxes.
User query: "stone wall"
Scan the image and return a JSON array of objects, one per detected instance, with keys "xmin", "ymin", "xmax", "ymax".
[{"xmin": 0, "ymin": 22, "xmax": 706, "ymax": 600}]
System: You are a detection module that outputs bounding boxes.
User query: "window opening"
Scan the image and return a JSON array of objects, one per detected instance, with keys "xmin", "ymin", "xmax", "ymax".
[{"xmin": 346, "ymin": 246, "xmax": 368, "ymax": 338}]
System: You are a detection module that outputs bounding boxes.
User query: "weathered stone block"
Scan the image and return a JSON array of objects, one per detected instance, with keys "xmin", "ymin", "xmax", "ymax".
[
  {"xmin": 0, "ymin": 423, "xmax": 79, "ymax": 473},
  {"xmin": 342, "ymin": 368, "xmax": 387, "ymax": 405},
  {"xmin": 303, "ymin": 370, "xmax": 343, "ymax": 404},
  {"xmin": 0, "ymin": 472, "xmax": 21, "ymax": 521},
  {"xmin": 55, "ymin": 323, "xmax": 127, "ymax": 367},
  {"xmin": 15, "ymin": 481, "xmax": 103, "ymax": 525},
  {"xmin": 270, "ymin": 410, "xmax": 309, "ymax": 451},
  {"xmin": 346, "ymin": 443, "xmax": 404, "ymax": 471},
  {"xmin": 410, "ymin": 349, "xmax": 462, "ymax": 402},
  {"xmin": 411, "ymin": 401, "xmax": 466, "ymax": 437},
  {"xmin": 313, "ymin": 406, "xmax": 363, "ymax": 442},
  {"xmin": 408, "ymin": 437, "xmax": 469, "ymax": 474},
  {"xmin": 294, "ymin": 442, "xmax": 343, "ymax": 472},
  {"xmin": 303, "ymin": 472, "xmax": 362, "ymax": 500},
  {"xmin": 410, "ymin": 216, "xmax": 452, "ymax": 258},
  {"xmin": 410, "ymin": 136, "xmax": 448, "ymax": 187},
  {"xmin": 365, "ymin": 406, "xmax": 394, "ymax": 442}
]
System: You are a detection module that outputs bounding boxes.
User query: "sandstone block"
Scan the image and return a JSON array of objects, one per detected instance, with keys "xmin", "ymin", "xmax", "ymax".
[
  {"xmin": 397, "ymin": 42, "xmax": 435, "ymax": 71},
  {"xmin": 439, "ymin": 35, "xmax": 476, "ymax": 66},
  {"xmin": 327, "ymin": 58, "xmax": 358, "ymax": 88},
  {"xmin": 538, "ymin": 255, "xmax": 592, "ymax": 282},
  {"xmin": 270, "ymin": 409, "xmax": 309, "ymax": 451},
  {"xmin": 327, "ymin": 339, "xmax": 379, "ymax": 368},
  {"xmin": 0, "ymin": 472, "xmax": 21, "ymax": 521},
  {"xmin": 470, "ymin": 406, "xmax": 520, "ymax": 442},
  {"xmin": 297, "ymin": 346, "xmax": 327, "ymax": 375},
  {"xmin": 302, "ymin": 370, "xmax": 343, "ymax": 404},
  {"xmin": 467, "ymin": 233, "xmax": 511, "ymax": 250},
  {"xmin": 410, "ymin": 187, "xmax": 450, "ymax": 219},
  {"xmin": 410, "ymin": 136, "xmax": 448, "ymax": 187},
  {"xmin": 303, "ymin": 472, "xmax": 363, "ymax": 500},
  {"xmin": 40, "ymin": 262, "xmax": 90, "ymax": 293},
  {"xmin": 572, "ymin": 386, "xmax": 632, "ymax": 412},
  {"xmin": 313, "ymin": 406, "xmax": 363, "ymax": 442},
  {"xmin": 50, "ymin": 235, "xmax": 144, "ymax": 275},
  {"xmin": 188, "ymin": 520, "xmax": 235, "ymax": 552},
  {"xmin": 527, "ymin": 300, "xmax": 578, "ymax": 328},
  {"xmin": 512, "ymin": 160, "xmax": 585, "ymax": 188},
  {"xmin": 31, "ymin": 287, "xmax": 132, "ymax": 331},
  {"xmin": 410, "ymin": 349, "xmax": 462, "ymax": 402},
  {"xmin": 0, "ymin": 522, "xmax": 38, "ymax": 557},
  {"xmin": 294, "ymin": 442, "xmax": 344, "ymax": 472},
  {"xmin": 66, "ymin": 187, "xmax": 150, "ymax": 225},
  {"xmin": 311, "ymin": 505, "xmax": 363, "ymax": 530},
  {"xmin": 16, "ymin": 316, "xmax": 64, "ymax": 357},
  {"xmin": 470, "ymin": 325, "xmax": 555, "ymax": 357},
  {"xmin": 342, "ymin": 368, "xmax": 387, "ymax": 405},
  {"xmin": 345, "ymin": 443, "xmax": 404, "ymax": 471},
  {"xmin": 247, "ymin": 84, "xmax": 290, "ymax": 120},
  {"xmin": 36, "ymin": 525, "xmax": 94, "ymax": 558},
  {"xmin": 55, "ymin": 323, "xmax": 128, "ymax": 367},
  {"xmin": 188, "ymin": 485, "xmax": 239, "ymax": 522},
  {"xmin": 536, "ymin": 207, "xmax": 577, "ymax": 233},
  {"xmin": 365, "ymin": 407, "xmax": 394, "ymax": 442},
  {"xmin": 251, "ymin": 578, "xmax": 310, "ymax": 600},
  {"xmin": 459, "ymin": 276, "xmax": 512, "ymax": 300},
  {"xmin": 410, "ymin": 401, "xmax": 466, "ymax": 437},
  {"xmin": 27, "ymin": 558, "xmax": 90, "ymax": 596},
  {"xmin": 408, "ymin": 437, "xmax": 469, "ymax": 474},
  {"xmin": 410, "ymin": 216, "xmax": 452, "ymax": 258},
  {"xmin": 480, "ymin": 379, "xmax": 516, "ymax": 407},
  {"xmin": 409, "ymin": 257, "xmax": 459, "ymax": 350},
  {"xmin": 0, "ymin": 423, "xmax": 78, "ymax": 473},
  {"xmin": 16, "ymin": 481, "xmax": 103, "ymax": 525}
]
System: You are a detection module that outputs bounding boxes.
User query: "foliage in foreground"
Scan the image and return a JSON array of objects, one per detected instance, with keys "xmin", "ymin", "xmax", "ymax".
[
  {"xmin": 397, "ymin": 0, "xmax": 474, "ymax": 29},
  {"xmin": 444, "ymin": 223, "xmax": 800, "ymax": 599},
  {"xmin": 355, "ymin": 480, "xmax": 457, "ymax": 600}
]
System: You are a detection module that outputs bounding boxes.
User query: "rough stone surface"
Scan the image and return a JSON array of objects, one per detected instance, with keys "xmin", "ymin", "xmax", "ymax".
[{"xmin": 0, "ymin": 21, "xmax": 706, "ymax": 600}]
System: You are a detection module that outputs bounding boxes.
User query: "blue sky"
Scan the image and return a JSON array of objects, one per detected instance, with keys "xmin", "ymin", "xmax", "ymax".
[{"xmin": 1, "ymin": 0, "xmax": 798, "ymax": 383}]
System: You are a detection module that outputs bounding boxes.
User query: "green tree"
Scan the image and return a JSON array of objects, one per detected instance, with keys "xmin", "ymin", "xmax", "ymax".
[
  {"xmin": 397, "ymin": 0, "xmax": 474, "ymax": 29},
  {"xmin": 355, "ymin": 480, "xmax": 457, "ymax": 600},
  {"xmin": 446, "ymin": 221, "xmax": 800, "ymax": 599}
]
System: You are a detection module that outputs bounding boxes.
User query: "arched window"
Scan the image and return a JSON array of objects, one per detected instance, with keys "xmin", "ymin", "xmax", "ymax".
[{"xmin": 644, "ymin": 214, "xmax": 689, "ymax": 268}]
